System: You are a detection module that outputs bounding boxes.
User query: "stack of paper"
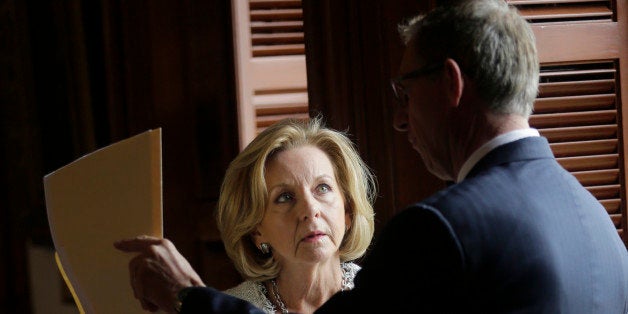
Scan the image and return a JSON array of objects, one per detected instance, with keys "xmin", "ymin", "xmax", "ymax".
[{"xmin": 44, "ymin": 129, "xmax": 163, "ymax": 313}]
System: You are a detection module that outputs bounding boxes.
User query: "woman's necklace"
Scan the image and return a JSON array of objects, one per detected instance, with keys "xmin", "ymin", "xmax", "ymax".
[
  {"xmin": 270, "ymin": 278, "xmax": 289, "ymax": 314},
  {"xmin": 269, "ymin": 263, "xmax": 352, "ymax": 314}
]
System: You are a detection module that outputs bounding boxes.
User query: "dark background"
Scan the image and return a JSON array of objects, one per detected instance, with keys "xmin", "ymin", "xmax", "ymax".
[
  {"xmin": 1, "ymin": 0, "xmax": 443, "ymax": 312},
  {"xmin": 6, "ymin": 1, "xmax": 626, "ymax": 312}
]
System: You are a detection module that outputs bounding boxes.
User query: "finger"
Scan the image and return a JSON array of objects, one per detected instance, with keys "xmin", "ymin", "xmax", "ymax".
[
  {"xmin": 114, "ymin": 235, "xmax": 162, "ymax": 252},
  {"xmin": 128, "ymin": 255, "xmax": 147, "ymax": 299},
  {"xmin": 130, "ymin": 269, "xmax": 140, "ymax": 299}
]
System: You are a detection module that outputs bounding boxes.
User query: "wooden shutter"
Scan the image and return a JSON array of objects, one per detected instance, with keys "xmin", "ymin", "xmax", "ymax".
[
  {"xmin": 232, "ymin": 0, "xmax": 309, "ymax": 149},
  {"xmin": 511, "ymin": 0, "xmax": 613, "ymax": 24},
  {"xmin": 509, "ymin": 0, "xmax": 627, "ymax": 243},
  {"xmin": 529, "ymin": 62, "xmax": 622, "ymax": 237}
]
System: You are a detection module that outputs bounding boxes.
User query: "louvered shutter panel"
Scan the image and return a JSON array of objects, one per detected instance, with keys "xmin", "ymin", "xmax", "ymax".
[
  {"xmin": 250, "ymin": 0, "xmax": 305, "ymax": 57},
  {"xmin": 510, "ymin": 0, "xmax": 613, "ymax": 23},
  {"xmin": 508, "ymin": 0, "xmax": 626, "ymax": 243},
  {"xmin": 529, "ymin": 62, "xmax": 622, "ymax": 237},
  {"xmin": 232, "ymin": 0, "xmax": 309, "ymax": 149}
]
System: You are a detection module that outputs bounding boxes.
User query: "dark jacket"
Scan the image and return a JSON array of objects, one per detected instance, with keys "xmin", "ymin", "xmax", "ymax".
[{"xmin": 184, "ymin": 137, "xmax": 628, "ymax": 314}]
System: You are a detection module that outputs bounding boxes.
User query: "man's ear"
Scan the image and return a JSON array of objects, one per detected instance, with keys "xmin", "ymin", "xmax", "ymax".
[{"xmin": 443, "ymin": 58, "xmax": 464, "ymax": 108}]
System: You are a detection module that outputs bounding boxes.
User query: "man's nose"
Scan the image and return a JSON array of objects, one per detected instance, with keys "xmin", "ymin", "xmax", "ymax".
[{"xmin": 392, "ymin": 105, "xmax": 409, "ymax": 132}]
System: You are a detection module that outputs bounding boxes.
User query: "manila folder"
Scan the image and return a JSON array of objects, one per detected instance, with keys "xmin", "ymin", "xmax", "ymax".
[{"xmin": 43, "ymin": 129, "xmax": 163, "ymax": 313}]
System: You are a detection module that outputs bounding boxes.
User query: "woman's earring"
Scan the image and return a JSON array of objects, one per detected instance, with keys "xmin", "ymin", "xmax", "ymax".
[{"xmin": 259, "ymin": 242, "xmax": 271, "ymax": 254}]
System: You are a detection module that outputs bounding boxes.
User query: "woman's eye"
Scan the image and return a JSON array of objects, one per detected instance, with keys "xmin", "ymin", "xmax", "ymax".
[
  {"xmin": 317, "ymin": 183, "xmax": 331, "ymax": 193},
  {"xmin": 276, "ymin": 192, "xmax": 293, "ymax": 203}
]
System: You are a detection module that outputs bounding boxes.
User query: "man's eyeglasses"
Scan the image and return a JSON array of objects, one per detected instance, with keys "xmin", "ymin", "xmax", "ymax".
[{"xmin": 390, "ymin": 63, "xmax": 443, "ymax": 107}]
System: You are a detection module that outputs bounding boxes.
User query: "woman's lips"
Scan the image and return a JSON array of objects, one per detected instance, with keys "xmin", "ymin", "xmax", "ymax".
[{"xmin": 302, "ymin": 231, "xmax": 326, "ymax": 242}]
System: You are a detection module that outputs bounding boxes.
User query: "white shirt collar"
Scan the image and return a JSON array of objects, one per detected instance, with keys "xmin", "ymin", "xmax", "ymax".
[{"xmin": 455, "ymin": 128, "xmax": 540, "ymax": 183}]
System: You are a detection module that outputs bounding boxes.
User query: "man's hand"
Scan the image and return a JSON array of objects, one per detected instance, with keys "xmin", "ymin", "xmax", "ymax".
[{"xmin": 114, "ymin": 235, "xmax": 205, "ymax": 313}]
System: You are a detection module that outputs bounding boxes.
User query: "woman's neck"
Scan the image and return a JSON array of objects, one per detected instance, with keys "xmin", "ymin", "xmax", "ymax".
[{"xmin": 271, "ymin": 260, "xmax": 345, "ymax": 314}]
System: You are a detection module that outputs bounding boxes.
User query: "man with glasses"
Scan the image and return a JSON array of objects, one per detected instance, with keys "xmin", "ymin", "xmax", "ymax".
[
  {"xmin": 347, "ymin": 0, "xmax": 628, "ymax": 312},
  {"xmin": 117, "ymin": 1, "xmax": 628, "ymax": 313}
]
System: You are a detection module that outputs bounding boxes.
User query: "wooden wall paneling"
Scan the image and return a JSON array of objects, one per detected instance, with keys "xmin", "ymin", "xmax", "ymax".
[
  {"xmin": 385, "ymin": 0, "xmax": 446, "ymax": 217},
  {"xmin": 1, "ymin": 0, "xmax": 37, "ymax": 312},
  {"xmin": 515, "ymin": 0, "xmax": 628, "ymax": 245},
  {"xmin": 617, "ymin": 0, "xmax": 628, "ymax": 245},
  {"xmin": 232, "ymin": 0, "xmax": 256, "ymax": 148},
  {"xmin": 2, "ymin": 0, "xmax": 103, "ymax": 311},
  {"xmin": 233, "ymin": 0, "xmax": 309, "ymax": 149},
  {"xmin": 304, "ymin": 0, "xmax": 392, "ymax": 235},
  {"xmin": 180, "ymin": 0, "xmax": 243, "ymax": 289},
  {"xmin": 303, "ymin": 0, "xmax": 444, "ymax": 239},
  {"xmin": 304, "ymin": 0, "xmax": 628, "ymax": 247},
  {"xmin": 249, "ymin": 0, "xmax": 309, "ymax": 135},
  {"xmin": 101, "ymin": 0, "xmax": 241, "ymax": 289},
  {"xmin": 1, "ymin": 0, "xmax": 241, "ymax": 310},
  {"xmin": 534, "ymin": 24, "xmax": 618, "ymax": 63},
  {"xmin": 100, "ymin": 0, "xmax": 129, "ymax": 139},
  {"xmin": 530, "ymin": 62, "xmax": 624, "ymax": 239}
]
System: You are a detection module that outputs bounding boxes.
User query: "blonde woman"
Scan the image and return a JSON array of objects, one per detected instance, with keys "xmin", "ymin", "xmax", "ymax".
[
  {"xmin": 115, "ymin": 116, "xmax": 377, "ymax": 314},
  {"xmin": 217, "ymin": 117, "xmax": 376, "ymax": 313}
]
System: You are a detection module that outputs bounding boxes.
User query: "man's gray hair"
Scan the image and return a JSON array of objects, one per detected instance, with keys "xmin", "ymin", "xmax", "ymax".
[{"xmin": 398, "ymin": 0, "xmax": 539, "ymax": 117}]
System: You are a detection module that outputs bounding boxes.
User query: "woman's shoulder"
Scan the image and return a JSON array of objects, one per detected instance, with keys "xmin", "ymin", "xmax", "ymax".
[
  {"xmin": 224, "ymin": 280, "xmax": 258, "ymax": 295},
  {"xmin": 223, "ymin": 281, "xmax": 274, "ymax": 313}
]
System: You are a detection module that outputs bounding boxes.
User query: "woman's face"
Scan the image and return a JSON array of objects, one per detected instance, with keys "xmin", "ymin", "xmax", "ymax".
[{"xmin": 255, "ymin": 145, "xmax": 350, "ymax": 266}]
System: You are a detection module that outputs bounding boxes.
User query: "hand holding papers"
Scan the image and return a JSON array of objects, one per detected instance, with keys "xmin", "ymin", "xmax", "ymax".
[{"xmin": 44, "ymin": 129, "xmax": 163, "ymax": 313}]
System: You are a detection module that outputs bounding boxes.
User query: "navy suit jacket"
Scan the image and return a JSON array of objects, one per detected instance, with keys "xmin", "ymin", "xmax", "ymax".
[{"xmin": 182, "ymin": 137, "xmax": 628, "ymax": 313}]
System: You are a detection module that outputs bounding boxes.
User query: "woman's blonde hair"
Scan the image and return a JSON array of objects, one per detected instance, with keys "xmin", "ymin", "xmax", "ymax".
[{"xmin": 216, "ymin": 116, "xmax": 377, "ymax": 282}]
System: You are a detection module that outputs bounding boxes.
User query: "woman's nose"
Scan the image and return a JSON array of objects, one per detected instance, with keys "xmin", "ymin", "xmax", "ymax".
[{"xmin": 299, "ymin": 194, "xmax": 321, "ymax": 221}]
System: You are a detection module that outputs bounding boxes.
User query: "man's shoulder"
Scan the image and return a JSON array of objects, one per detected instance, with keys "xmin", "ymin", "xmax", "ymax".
[
  {"xmin": 402, "ymin": 169, "xmax": 530, "ymax": 225},
  {"xmin": 417, "ymin": 178, "xmax": 490, "ymax": 210}
]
